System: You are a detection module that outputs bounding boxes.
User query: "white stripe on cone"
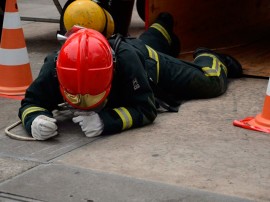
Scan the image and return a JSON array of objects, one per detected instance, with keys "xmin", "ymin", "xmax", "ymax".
[
  {"xmin": 266, "ymin": 78, "xmax": 270, "ymax": 96},
  {"xmin": 0, "ymin": 48, "xmax": 29, "ymax": 65},
  {"xmin": 3, "ymin": 12, "xmax": 22, "ymax": 29}
]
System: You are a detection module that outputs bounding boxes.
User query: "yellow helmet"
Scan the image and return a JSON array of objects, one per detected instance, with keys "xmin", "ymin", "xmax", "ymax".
[
  {"xmin": 103, "ymin": 9, "xmax": 114, "ymax": 38},
  {"xmin": 63, "ymin": 0, "xmax": 114, "ymax": 38}
]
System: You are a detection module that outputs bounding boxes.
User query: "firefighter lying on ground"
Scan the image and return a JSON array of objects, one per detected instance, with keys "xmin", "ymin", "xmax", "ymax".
[{"xmin": 18, "ymin": 13, "xmax": 242, "ymax": 140}]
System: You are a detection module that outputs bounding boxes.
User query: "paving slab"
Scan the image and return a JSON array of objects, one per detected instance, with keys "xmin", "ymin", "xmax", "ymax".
[
  {"xmin": 0, "ymin": 99, "xmax": 21, "ymax": 132},
  {"xmin": 52, "ymin": 78, "xmax": 270, "ymax": 202},
  {"xmin": 1, "ymin": 110, "xmax": 100, "ymax": 162},
  {"xmin": 0, "ymin": 156, "xmax": 38, "ymax": 183},
  {"xmin": 18, "ymin": 0, "xmax": 61, "ymax": 20},
  {"xmin": 1, "ymin": 78, "xmax": 269, "ymax": 202},
  {"xmin": 0, "ymin": 164, "xmax": 254, "ymax": 202},
  {"xmin": 0, "ymin": 192, "xmax": 43, "ymax": 202}
]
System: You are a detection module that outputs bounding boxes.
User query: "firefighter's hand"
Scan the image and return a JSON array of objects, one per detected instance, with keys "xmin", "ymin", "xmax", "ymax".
[
  {"xmin": 72, "ymin": 111, "xmax": 104, "ymax": 138},
  {"xmin": 31, "ymin": 115, "xmax": 58, "ymax": 140}
]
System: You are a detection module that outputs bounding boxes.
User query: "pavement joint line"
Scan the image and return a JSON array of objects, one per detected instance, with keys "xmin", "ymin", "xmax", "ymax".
[
  {"xmin": 0, "ymin": 191, "xmax": 44, "ymax": 202},
  {"xmin": 45, "ymin": 137, "xmax": 105, "ymax": 162},
  {"xmin": 0, "ymin": 152, "xmax": 48, "ymax": 164},
  {"xmin": 2, "ymin": 163, "xmax": 255, "ymax": 202}
]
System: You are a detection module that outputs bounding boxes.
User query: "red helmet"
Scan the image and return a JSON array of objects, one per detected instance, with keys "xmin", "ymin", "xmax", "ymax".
[{"xmin": 56, "ymin": 28, "xmax": 113, "ymax": 110}]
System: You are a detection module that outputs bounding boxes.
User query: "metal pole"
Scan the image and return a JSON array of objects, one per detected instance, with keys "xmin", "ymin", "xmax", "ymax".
[
  {"xmin": 0, "ymin": 0, "xmax": 6, "ymax": 42},
  {"xmin": 52, "ymin": 0, "xmax": 63, "ymax": 14}
]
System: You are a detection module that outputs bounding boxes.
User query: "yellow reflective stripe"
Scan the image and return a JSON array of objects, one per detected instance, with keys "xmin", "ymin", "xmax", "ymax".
[
  {"xmin": 196, "ymin": 53, "xmax": 227, "ymax": 77},
  {"xmin": 146, "ymin": 45, "xmax": 160, "ymax": 82},
  {"xmin": 150, "ymin": 23, "xmax": 172, "ymax": 45},
  {"xmin": 202, "ymin": 58, "xmax": 221, "ymax": 77},
  {"xmin": 113, "ymin": 107, "xmax": 133, "ymax": 130},
  {"xmin": 21, "ymin": 107, "xmax": 46, "ymax": 126}
]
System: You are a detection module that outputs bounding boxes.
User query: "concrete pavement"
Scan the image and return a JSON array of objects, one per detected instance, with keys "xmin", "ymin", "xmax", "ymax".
[{"xmin": 0, "ymin": 1, "xmax": 270, "ymax": 201}]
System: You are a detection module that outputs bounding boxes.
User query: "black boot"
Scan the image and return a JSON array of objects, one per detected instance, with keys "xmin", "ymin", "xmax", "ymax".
[
  {"xmin": 193, "ymin": 47, "xmax": 243, "ymax": 78},
  {"xmin": 155, "ymin": 12, "xmax": 174, "ymax": 33},
  {"xmin": 110, "ymin": 0, "xmax": 135, "ymax": 36},
  {"xmin": 154, "ymin": 12, "xmax": 181, "ymax": 57}
]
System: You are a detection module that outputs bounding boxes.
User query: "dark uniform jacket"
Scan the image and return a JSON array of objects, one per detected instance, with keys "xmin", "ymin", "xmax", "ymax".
[{"xmin": 19, "ymin": 38, "xmax": 161, "ymax": 135}]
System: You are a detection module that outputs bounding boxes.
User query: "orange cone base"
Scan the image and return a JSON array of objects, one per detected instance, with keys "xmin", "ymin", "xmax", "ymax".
[
  {"xmin": 0, "ymin": 85, "xmax": 29, "ymax": 95},
  {"xmin": 0, "ymin": 64, "xmax": 32, "ymax": 95},
  {"xmin": 233, "ymin": 114, "xmax": 270, "ymax": 134}
]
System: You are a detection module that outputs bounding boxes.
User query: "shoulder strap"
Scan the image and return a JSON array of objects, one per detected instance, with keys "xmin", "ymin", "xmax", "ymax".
[
  {"xmin": 112, "ymin": 33, "xmax": 123, "ymax": 53},
  {"xmin": 110, "ymin": 34, "xmax": 123, "ymax": 71}
]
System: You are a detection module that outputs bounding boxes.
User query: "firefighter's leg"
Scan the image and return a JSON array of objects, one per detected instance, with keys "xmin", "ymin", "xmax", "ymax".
[
  {"xmin": 110, "ymin": 0, "xmax": 135, "ymax": 36},
  {"xmin": 180, "ymin": 48, "xmax": 242, "ymax": 99},
  {"xmin": 194, "ymin": 48, "xmax": 243, "ymax": 78},
  {"xmin": 157, "ymin": 53, "xmax": 228, "ymax": 101},
  {"xmin": 186, "ymin": 54, "xmax": 229, "ymax": 99},
  {"xmin": 139, "ymin": 12, "xmax": 180, "ymax": 57}
]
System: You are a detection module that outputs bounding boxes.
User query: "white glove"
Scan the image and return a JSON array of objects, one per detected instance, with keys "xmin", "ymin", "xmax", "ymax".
[
  {"xmin": 31, "ymin": 115, "xmax": 58, "ymax": 140},
  {"xmin": 72, "ymin": 111, "xmax": 104, "ymax": 138}
]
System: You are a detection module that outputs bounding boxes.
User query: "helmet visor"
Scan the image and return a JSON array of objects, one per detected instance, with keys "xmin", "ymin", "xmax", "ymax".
[{"xmin": 63, "ymin": 90, "xmax": 106, "ymax": 109}]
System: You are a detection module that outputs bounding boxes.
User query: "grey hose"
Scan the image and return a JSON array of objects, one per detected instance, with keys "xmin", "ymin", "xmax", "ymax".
[
  {"xmin": 5, "ymin": 120, "xmax": 36, "ymax": 141},
  {"xmin": 5, "ymin": 103, "xmax": 73, "ymax": 141}
]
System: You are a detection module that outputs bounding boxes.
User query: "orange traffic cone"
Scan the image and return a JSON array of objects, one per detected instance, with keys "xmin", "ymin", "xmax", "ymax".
[
  {"xmin": 0, "ymin": 0, "xmax": 32, "ymax": 95},
  {"xmin": 233, "ymin": 77, "xmax": 270, "ymax": 133}
]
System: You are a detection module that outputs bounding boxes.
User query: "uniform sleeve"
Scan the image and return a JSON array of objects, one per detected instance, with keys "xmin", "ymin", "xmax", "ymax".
[
  {"xmin": 18, "ymin": 52, "xmax": 64, "ymax": 135},
  {"xmin": 99, "ymin": 42, "xmax": 157, "ymax": 134}
]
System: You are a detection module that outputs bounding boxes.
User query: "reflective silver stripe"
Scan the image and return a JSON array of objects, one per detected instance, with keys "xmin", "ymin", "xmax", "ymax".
[
  {"xmin": 0, "ymin": 48, "xmax": 29, "ymax": 65},
  {"xmin": 3, "ymin": 12, "xmax": 22, "ymax": 29},
  {"xmin": 113, "ymin": 107, "xmax": 133, "ymax": 130},
  {"xmin": 21, "ymin": 107, "xmax": 46, "ymax": 126},
  {"xmin": 146, "ymin": 45, "xmax": 160, "ymax": 82},
  {"xmin": 150, "ymin": 23, "xmax": 172, "ymax": 45}
]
